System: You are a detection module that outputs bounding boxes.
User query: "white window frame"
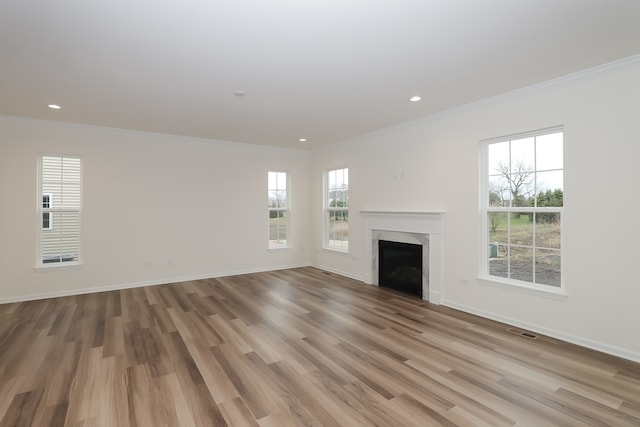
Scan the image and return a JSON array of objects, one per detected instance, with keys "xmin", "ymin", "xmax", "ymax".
[
  {"xmin": 268, "ymin": 171, "xmax": 290, "ymax": 250},
  {"xmin": 37, "ymin": 154, "xmax": 82, "ymax": 268},
  {"xmin": 324, "ymin": 167, "xmax": 349, "ymax": 252},
  {"xmin": 480, "ymin": 127, "xmax": 565, "ymax": 297},
  {"xmin": 42, "ymin": 193, "xmax": 53, "ymax": 230}
]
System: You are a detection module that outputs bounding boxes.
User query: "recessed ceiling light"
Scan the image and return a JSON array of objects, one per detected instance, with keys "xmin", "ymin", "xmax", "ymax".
[
  {"xmin": 409, "ymin": 96, "xmax": 422, "ymax": 102},
  {"xmin": 48, "ymin": 104, "xmax": 61, "ymax": 109},
  {"xmin": 234, "ymin": 90, "xmax": 246, "ymax": 97},
  {"xmin": 299, "ymin": 138, "xmax": 307, "ymax": 142}
]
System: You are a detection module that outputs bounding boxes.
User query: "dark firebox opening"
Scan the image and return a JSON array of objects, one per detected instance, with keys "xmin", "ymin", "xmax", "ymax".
[{"xmin": 378, "ymin": 240, "xmax": 422, "ymax": 298}]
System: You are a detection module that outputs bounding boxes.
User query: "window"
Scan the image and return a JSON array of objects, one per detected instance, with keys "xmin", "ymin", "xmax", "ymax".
[
  {"xmin": 482, "ymin": 128, "xmax": 563, "ymax": 289},
  {"xmin": 42, "ymin": 193, "xmax": 52, "ymax": 230},
  {"xmin": 39, "ymin": 155, "xmax": 82, "ymax": 265},
  {"xmin": 268, "ymin": 171, "xmax": 289, "ymax": 249},
  {"xmin": 325, "ymin": 167, "xmax": 349, "ymax": 251}
]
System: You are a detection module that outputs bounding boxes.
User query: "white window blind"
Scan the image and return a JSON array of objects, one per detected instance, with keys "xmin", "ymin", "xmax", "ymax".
[{"xmin": 39, "ymin": 155, "xmax": 82, "ymax": 264}]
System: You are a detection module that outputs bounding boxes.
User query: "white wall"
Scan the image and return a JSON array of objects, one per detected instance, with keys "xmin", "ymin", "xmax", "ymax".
[
  {"xmin": 2, "ymin": 59, "xmax": 639, "ymax": 362},
  {"xmin": 311, "ymin": 59, "xmax": 640, "ymax": 361},
  {"xmin": 0, "ymin": 118, "xmax": 311, "ymax": 301}
]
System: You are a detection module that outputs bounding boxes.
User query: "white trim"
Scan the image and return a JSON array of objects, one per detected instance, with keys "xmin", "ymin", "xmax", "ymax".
[
  {"xmin": 323, "ymin": 243, "xmax": 350, "ymax": 254},
  {"xmin": 266, "ymin": 246, "xmax": 292, "ymax": 252},
  {"xmin": 1, "ymin": 114, "xmax": 310, "ymax": 153},
  {"xmin": 1, "ymin": 263, "xmax": 310, "ymax": 304},
  {"xmin": 388, "ymin": 55, "xmax": 640, "ymax": 136},
  {"xmin": 481, "ymin": 125, "xmax": 564, "ymax": 146},
  {"xmin": 442, "ymin": 300, "xmax": 640, "ymax": 364},
  {"xmin": 477, "ymin": 277, "xmax": 567, "ymax": 300},
  {"xmin": 311, "ymin": 263, "xmax": 363, "ymax": 282},
  {"xmin": 34, "ymin": 262, "xmax": 84, "ymax": 272},
  {"xmin": 2, "ymin": 55, "xmax": 639, "ymax": 154}
]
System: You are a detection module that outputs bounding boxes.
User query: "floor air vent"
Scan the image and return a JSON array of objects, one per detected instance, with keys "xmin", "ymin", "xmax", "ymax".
[{"xmin": 506, "ymin": 328, "xmax": 538, "ymax": 339}]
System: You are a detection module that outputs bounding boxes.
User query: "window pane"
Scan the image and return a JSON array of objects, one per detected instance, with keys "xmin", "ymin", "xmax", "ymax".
[
  {"xmin": 277, "ymin": 210, "xmax": 287, "ymax": 240},
  {"xmin": 42, "ymin": 156, "xmax": 62, "ymax": 182},
  {"xmin": 62, "ymin": 183, "xmax": 81, "ymax": 209},
  {"xmin": 328, "ymin": 209, "xmax": 348, "ymax": 250},
  {"xmin": 510, "ymin": 246, "xmax": 533, "ymax": 283},
  {"xmin": 511, "ymin": 137, "xmax": 535, "ymax": 172},
  {"xmin": 488, "ymin": 245, "xmax": 508, "ymax": 278},
  {"xmin": 61, "ymin": 157, "xmax": 81, "ymax": 209},
  {"xmin": 536, "ymin": 249, "xmax": 561, "ymax": 287},
  {"xmin": 510, "ymin": 212, "xmax": 533, "ymax": 246},
  {"xmin": 536, "ymin": 132, "xmax": 563, "ymax": 171},
  {"xmin": 488, "ymin": 211, "xmax": 508, "ymax": 279},
  {"xmin": 268, "ymin": 190, "xmax": 277, "ymax": 208},
  {"xmin": 535, "ymin": 214, "xmax": 561, "ymax": 249},
  {"xmin": 42, "ymin": 211, "xmax": 61, "ymax": 262},
  {"xmin": 508, "ymin": 170, "xmax": 535, "ymax": 207},
  {"xmin": 42, "ymin": 211, "xmax": 80, "ymax": 263},
  {"xmin": 273, "ymin": 190, "xmax": 286, "ymax": 208},
  {"xmin": 488, "ymin": 141, "xmax": 509, "ymax": 176},
  {"xmin": 328, "ymin": 168, "xmax": 348, "ymax": 208},
  {"xmin": 488, "ymin": 212, "xmax": 508, "ymax": 245},
  {"xmin": 269, "ymin": 209, "xmax": 287, "ymax": 249},
  {"xmin": 535, "ymin": 171, "xmax": 563, "ymax": 207},
  {"xmin": 268, "ymin": 172, "xmax": 288, "ymax": 208},
  {"xmin": 488, "ymin": 175, "xmax": 510, "ymax": 207}
]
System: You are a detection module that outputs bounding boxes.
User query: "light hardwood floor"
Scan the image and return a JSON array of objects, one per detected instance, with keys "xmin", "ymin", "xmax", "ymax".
[{"xmin": 1, "ymin": 267, "xmax": 639, "ymax": 426}]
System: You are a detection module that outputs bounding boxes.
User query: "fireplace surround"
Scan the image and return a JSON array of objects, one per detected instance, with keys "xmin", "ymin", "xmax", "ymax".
[{"xmin": 361, "ymin": 211, "xmax": 444, "ymax": 303}]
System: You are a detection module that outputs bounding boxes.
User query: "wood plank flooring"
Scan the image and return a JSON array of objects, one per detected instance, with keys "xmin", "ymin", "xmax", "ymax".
[{"xmin": 1, "ymin": 267, "xmax": 639, "ymax": 426}]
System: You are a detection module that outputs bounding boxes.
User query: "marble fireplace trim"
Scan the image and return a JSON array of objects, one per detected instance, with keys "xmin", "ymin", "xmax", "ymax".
[{"xmin": 361, "ymin": 211, "xmax": 444, "ymax": 304}]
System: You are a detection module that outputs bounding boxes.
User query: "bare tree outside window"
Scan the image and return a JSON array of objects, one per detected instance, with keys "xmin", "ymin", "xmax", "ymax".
[
  {"xmin": 326, "ymin": 168, "xmax": 349, "ymax": 251},
  {"xmin": 484, "ymin": 129, "xmax": 563, "ymax": 288},
  {"xmin": 268, "ymin": 171, "xmax": 289, "ymax": 249}
]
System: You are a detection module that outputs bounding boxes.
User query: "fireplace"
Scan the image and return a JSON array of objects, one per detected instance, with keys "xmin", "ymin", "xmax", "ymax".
[
  {"xmin": 378, "ymin": 240, "xmax": 423, "ymax": 298},
  {"xmin": 361, "ymin": 211, "xmax": 444, "ymax": 303}
]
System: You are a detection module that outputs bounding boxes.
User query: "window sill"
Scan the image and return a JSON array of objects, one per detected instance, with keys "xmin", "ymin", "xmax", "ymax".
[
  {"xmin": 34, "ymin": 262, "xmax": 84, "ymax": 272},
  {"xmin": 477, "ymin": 276, "xmax": 568, "ymax": 300},
  {"xmin": 322, "ymin": 246, "xmax": 350, "ymax": 255},
  {"xmin": 267, "ymin": 246, "xmax": 291, "ymax": 252}
]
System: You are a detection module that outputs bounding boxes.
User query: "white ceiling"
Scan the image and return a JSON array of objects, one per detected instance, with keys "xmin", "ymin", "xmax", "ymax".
[{"xmin": 2, "ymin": 1, "xmax": 640, "ymax": 149}]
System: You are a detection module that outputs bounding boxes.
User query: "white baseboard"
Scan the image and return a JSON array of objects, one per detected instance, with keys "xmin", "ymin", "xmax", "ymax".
[
  {"xmin": 310, "ymin": 263, "xmax": 365, "ymax": 282},
  {"xmin": 428, "ymin": 291, "xmax": 441, "ymax": 304},
  {"xmin": 442, "ymin": 300, "xmax": 640, "ymax": 364},
  {"xmin": 0, "ymin": 263, "xmax": 310, "ymax": 304}
]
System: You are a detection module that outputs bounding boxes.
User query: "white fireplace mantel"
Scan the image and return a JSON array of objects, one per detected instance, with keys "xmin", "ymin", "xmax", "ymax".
[{"xmin": 361, "ymin": 211, "xmax": 445, "ymax": 304}]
